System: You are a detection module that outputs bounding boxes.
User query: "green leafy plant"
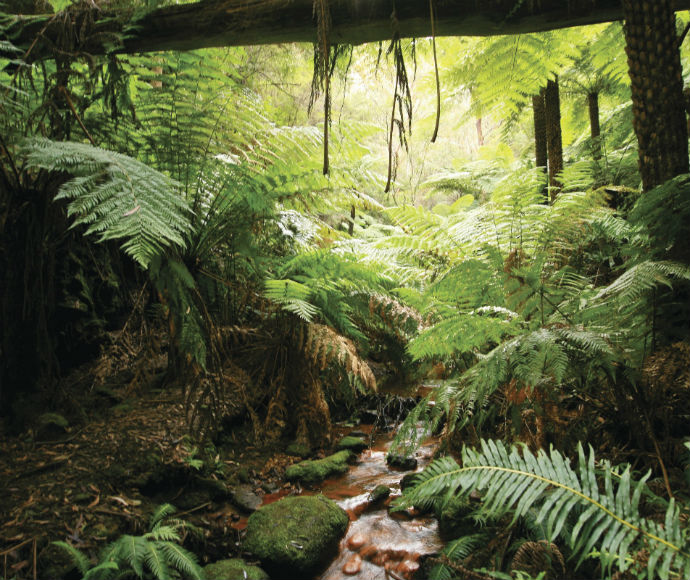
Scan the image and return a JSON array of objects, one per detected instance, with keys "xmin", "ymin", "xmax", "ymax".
[
  {"xmin": 53, "ymin": 504, "xmax": 203, "ymax": 580},
  {"xmin": 23, "ymin": 138, "xmax": 192, "ymax": 269},
  {"xmin": 398, "ymin": 439, "xmax": 690, "ymax": 580}
]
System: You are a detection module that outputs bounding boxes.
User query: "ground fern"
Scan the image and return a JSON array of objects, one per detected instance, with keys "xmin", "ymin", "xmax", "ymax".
[{"xmin": 398, "ymin": 440, "xmax": 690, "ymax": 579}]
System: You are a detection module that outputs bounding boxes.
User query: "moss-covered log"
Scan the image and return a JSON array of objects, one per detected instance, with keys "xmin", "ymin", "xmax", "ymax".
[{"xmin": 4, "ymin": 0, "xmax": 690, "ymax": 61}]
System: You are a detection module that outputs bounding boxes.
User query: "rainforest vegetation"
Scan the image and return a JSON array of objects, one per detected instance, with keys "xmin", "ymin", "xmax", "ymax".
[{"xmin": 2, "ymin": 1, "xmax": 690, "ymax": 579}]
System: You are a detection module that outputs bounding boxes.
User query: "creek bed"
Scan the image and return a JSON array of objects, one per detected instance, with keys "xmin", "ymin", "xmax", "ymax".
[{"xmin": 315, "ymin": 424, "xmax": 443, "ymax": 580}]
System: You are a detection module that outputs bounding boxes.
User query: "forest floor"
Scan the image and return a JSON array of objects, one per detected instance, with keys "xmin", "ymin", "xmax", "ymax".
[{"xmin": 0, "ymin": 377, "xmax": 303, "ymax": 579}]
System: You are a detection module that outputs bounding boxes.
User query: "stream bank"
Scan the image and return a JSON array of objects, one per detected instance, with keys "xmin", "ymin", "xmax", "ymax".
[{"xmin": 0, "ymin": 377, "xmax": 441, "ymax": 580}]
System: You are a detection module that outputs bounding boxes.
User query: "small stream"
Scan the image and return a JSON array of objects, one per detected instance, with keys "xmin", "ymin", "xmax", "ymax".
[{"xmin": 316, "ymin": 426, "xmax": 443, "ymax": 580}]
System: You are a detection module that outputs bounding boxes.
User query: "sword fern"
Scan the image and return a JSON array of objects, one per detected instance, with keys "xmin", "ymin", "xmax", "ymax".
[{"xmin": 399, "ymin": 440, "xmax": 690, "ymax": 580}]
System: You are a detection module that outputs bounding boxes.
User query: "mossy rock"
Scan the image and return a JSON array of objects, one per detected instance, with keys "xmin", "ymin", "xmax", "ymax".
[
  {"xmin": 286, "ymin": 441, "xmax": 311, "ymax": 458},
  {"xmin": 204, "ymin": 558, "xmax": 269, "ymax": 580},
  {"xmin": 386, "ymin": 452, "xmax": 417, "ymax": 471},
  {"xmin": 369, "ymin": 484, "xmax": 390, "ymax": 504},
  {"xmin": 35, "ymin": 412, "xmax": 69, "ymax": 440},
  {"xmin": 285, "ymin": 450, "xmax": 353, "ymax": 484},
  {"xmin": 336, "ymin": 435, "xmax": 367, "ymax": 452},
  {"xmin": 244, "ymin": 495, "xmax": 348, "ymax": 577}
]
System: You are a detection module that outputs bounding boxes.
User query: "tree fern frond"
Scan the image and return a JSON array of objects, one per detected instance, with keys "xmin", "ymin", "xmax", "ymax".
[
  {"xmin": 300, "ymin": 323, "xmax": 376, "ymax": 392},
  {"xmin": 23, "ymin": 138, "xmax": 192, "ymax": 268},
  {"xmin": 407, "ymin": 311, "xmax": 519, "ymax": 361},
  {"xmin": 595, "ymin": 261, "xmax": 690, "ymax": 304},
  {"xmin": 264, "ymin": 279, "xmax": 320, "ymax": 322},
  {"xmin": 400, "ymin": 440, "xmax": 690, "ymax": 579}
]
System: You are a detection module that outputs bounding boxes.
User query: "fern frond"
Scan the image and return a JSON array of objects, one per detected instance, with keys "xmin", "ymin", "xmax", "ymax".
[
  {"xmin": 150, "ymin": 503, "xmax": 178, "ymax": 529},
  {"xmin": 143, "ymin": 542, "xmax": 171, "ymax": 580},
  {"xmin": 595, "ymin": 261, "xmax": 690, "ymax": 304},
  {"xmin": 264, "ymin": 279, "xmax": 320, "ymax": 322},
  {"xmin": 301, "ymin": 323, "xmax": 376, "ymax": 392},
  {"xmin": 23, "ymin": 138, "xmax": 192, "ymax": 268},
  {"xmin": 51, "ymin": 541, "xmax": 92, "ymax": 575},
  {"xmin": 158, "ymin": 542, "xmax": 203, "ymax": 580},
  {"xmin": 429, "ymin": 534, "xmax": 489, "ymax": 580},
  {"xmin": 400, "ymin": 440, "xmax": 690, "ymax": 579},
  {"xmin": 82, "ymin": 561, "xmax": 119, "ymax": 580}
]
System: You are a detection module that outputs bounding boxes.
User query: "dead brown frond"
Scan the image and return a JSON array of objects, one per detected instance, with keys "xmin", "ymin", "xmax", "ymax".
[
  {"xmin": 303, "ymin": 323, "xmax": 377, "ymax": 392},
  {"xmin": 368, "ymin": 293, "xmax": 422, "ymax": 338},
  {"xmin": 510, "ymin": 541, "xmax": 566, "ymax": 580}
]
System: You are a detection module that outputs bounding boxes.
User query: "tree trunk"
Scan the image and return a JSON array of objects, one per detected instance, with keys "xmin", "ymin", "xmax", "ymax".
[
  {"xmin": 476, "ymin": 117, "xmax": 485, "ymax": 147},
  {"xmin": 533, "ymin": 89, "xmax": 548, "ymax": 198},
  {"xmin": 544, "ymin": 78, "xmax": 563, "ymax": 200},
  {"xmin": 533, "ymin": 90, "xmax": 548, "ymax": 168},
  {"xmin": 588, "ymin": 91, "xmax": 602, "ymax": 160},
  {"xmin": 622, "ymin": 0, "xmax": 689, "ymax": 191}
]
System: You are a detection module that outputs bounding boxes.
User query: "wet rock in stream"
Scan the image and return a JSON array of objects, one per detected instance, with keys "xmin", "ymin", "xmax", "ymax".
[
  {"xmin": 231, "ymin": 484, "xmax": 262, "ymax": 513},
  {"xmin": 336, "ymin": 435, "xmax": 368, "ymax": 452},
  {"xmin": 386, "ymin": 453, "xmax": 418, "ymax": 471},
  {"xmin": 368, "ymin": 484, "xmax": 390, "ymax": 504}
]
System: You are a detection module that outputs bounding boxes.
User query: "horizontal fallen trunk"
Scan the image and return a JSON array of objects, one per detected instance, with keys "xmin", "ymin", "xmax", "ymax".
[{"xmin": 5, "ymin": 0, "xmax": 690, "ymax": 60}]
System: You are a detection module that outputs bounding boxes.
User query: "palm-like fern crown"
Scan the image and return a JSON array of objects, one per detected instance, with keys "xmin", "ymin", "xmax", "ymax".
[
  {"xmin": 446, "ymin": 29, "xmax": 580, "ymax": 122},
  {"xmin": 384, "ymin": 165, "xmax": 690, "ymax": 443}
]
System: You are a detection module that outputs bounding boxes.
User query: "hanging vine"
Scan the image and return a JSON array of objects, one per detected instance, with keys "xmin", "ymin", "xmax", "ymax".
[
  {"xmin": 310, "ymin": 0, "xmax": 350, "ymax": 176},
  {"xmin": 429, "ymin": 0, "xmax": 441, "ymax": 143},
  {"xmin": 384, "ymin": 18, "xmax": 413, "ymax": 193}
]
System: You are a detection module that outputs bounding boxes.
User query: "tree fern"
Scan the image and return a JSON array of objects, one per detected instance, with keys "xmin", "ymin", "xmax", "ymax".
[
  {"xmin": 399, "ymin": 440, "xmax": 690, "ymax": 579},
  {"xmin": 23, "ymin": 138, "xmax": 192, "ymax": 268}
]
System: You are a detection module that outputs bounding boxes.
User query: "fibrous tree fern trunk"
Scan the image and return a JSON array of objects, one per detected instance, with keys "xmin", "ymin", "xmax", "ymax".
[
  {"xmin": 532, "ymin": 89, "xmax": 548, "ymax": 197},
  {"xmin": 544, "ymin": 77, "xmax": 563, "ymax": 200},
  {"xmin": 588, "ymin": 91, "xmax": 602, "ymax": 160},
  {"xmin": 622, "ymin": 0, "xmax": 689, "ymax": 191}
]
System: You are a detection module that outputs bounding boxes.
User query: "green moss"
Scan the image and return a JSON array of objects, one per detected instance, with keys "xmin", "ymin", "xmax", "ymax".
[
  {"xmin": 244, "ymin": 495, "xmax": 348, "ymax": 576},
  {"xmin": 37, "ymin": 412, "xmax": 69, "ymax": 429},
  {"xmin": 285, "ymin": 450, "xmax": 353, "ymax": 484},
  {"xmin": 336, "ymin": 436, "xmax": 367, "ymax": 452},
  {"xmin": 369, "ymin": 484, "xmax": 390, "ymax": 503},
  {"xmin": 237, "ymin": 467, "xmax": 251, "ymax": 484},
  {"xmin": 204, "ymin": 558, "xmax": 269, "ymax": 580}
]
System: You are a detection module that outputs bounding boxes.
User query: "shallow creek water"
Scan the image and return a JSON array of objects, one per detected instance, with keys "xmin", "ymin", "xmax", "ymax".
[{"xmin": 315, "ymin": 427, "xmax": 444, "ymax": 580}]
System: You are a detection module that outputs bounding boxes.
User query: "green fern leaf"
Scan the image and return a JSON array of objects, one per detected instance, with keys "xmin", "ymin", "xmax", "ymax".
[
  {"xmin": 23, "ymin": 138, "xmax": 192, "ymax": 268},
  {"xmin": 400, "ymin": 440, "xmax": 690, "ymax": 579},
  {"xmin": 51, "ymin": 541, "xmax": 91, "ymax": 575},
  {"xmin": 158, "ymin": 542, "xmax": 203, "ymax": 580}
]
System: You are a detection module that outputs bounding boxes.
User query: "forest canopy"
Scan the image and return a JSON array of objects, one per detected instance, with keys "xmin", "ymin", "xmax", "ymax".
[{"xmin": 2, "ymin": 1, "xmax": 690, "ymax": 579}]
